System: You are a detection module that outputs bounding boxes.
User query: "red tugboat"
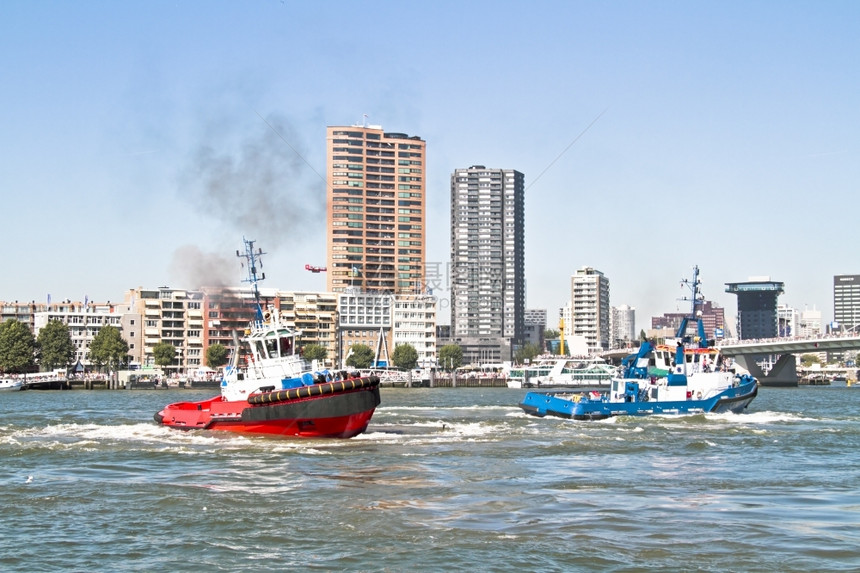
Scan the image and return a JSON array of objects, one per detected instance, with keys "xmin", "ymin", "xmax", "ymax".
[{"xmin": 154, "ymin": 239, "xmax": 380, "ymax": 438}]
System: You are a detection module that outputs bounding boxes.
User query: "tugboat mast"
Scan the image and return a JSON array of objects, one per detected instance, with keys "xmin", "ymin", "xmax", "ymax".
[
  {"xmin": 237, "ymin": 237, "xmax": 267, "ymax": 319},
  {"xmin": 677, "ymin": 265, "xmax": 708, "ymax": 348}
]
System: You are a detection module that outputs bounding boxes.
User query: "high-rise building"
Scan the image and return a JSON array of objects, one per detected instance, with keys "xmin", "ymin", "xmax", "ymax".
[
  {"xmin": 725, "ymin": 277, "xmax": 784, "ymax": 339},
  {"xmin": 450, "ymin": 166, "xmax": 525, "ymax": 358},
  {"xmin": 833, "ymin": 274, "xmax": 860, "ymax": 332},
  {"xmin": 611, "ymin": 304, "xmax": 636, "ymax": 349},
  {"xmin": 325, "ymin": 125, "xmax": 426, "ymax": 295},
  {"xmin": 570, "ymin": 266, "xmax": 610, "ymax": 352}
]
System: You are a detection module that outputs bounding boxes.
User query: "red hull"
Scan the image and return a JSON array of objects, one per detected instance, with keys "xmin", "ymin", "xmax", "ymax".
[{"xmin": 155, "ymin": 384, "xmax": 381, "ymax": 438}]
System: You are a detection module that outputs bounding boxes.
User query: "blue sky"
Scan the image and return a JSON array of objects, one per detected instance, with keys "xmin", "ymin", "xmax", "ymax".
[{"xmin": 2, "ymin": 1, "xmax": 858, "ymax": 332}]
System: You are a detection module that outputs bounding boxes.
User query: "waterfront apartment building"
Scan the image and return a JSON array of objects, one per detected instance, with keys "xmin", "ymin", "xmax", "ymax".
[
  {"xmin": 450, "ymin": 166, "xmax": 525, "ymax": 362},
  {"xmin": 4, "ymin": 298, "xmax": 140, "ymax": 373},
  {"xmin": 833, "ymin": 274, "xmax": 860, "ymax": 332},
  {"xmin": 33, "ymin": 301, "xmax": 138, "ymax": 370},
  {"xmin": 325, "ymin": 125, "xmax": 426, "ymax": 295},
  {"xmin": 725, "ymin": 277, "xmax": 784, "ymax": 340},
  {"xmin": 200, "ymin": 287, "xmax": 339, "ymax": 368},
  {"xmin": 277, "ymin": 291, "xmax": 338, "ymax": 364},
  {"xmin": 571, "ymin": 267, "xmax": 610, "ymax": 352},
  {"xmin": 392, "ymin": 294, "xmax": 438, "ymax": 369},
  {"xmin": 1, "ymin": 301, "xmax": 45, "ymax": 331},
  {"xmin": 131, "ymin": 286, "xmax": 345, "ymax": 373},
  {"xmin": 125, "ymin": 287, "xmax": 206, "ymax": 376}
]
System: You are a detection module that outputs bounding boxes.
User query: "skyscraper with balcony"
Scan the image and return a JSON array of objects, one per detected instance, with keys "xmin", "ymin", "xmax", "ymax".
[
  {"xmin": 326, "ymin": 125, "xmax": 426, "ymax": 295},
  {"xmin": 450, "ymin": 166, "xmax": 525, "ymax": 355}
]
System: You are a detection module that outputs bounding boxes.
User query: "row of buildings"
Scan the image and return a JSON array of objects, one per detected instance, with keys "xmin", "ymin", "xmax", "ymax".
[
  {"xmin": 0, "ymin": 272, "xmax": 842, "ymax": 375},
  {"xmin": 3, "ymin": 122, "xmax": 857, "ymax": 374},
  {"xmin": 1, "ymin": 287, "xmax": 436, "ymax": 375}
]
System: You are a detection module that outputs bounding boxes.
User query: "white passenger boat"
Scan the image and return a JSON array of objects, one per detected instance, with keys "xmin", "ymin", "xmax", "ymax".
[
  {"xmin": 0, "ymin": 378, "xmax": 25, "ymax": 391},
  {"xmin": 508, "ymin": 357, "xmax": 615, "ymax": 390}
]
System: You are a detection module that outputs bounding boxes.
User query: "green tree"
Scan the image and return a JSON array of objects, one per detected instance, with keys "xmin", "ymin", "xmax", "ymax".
[
  {"xmin": 37, "ymin": 320, "xmax": 75, "ymax": 372},
  {"xmin": 153, "ymin": 342, "xmax": 177, "ymax": 374},
  {"xmin": 302, "ymin": 343, "xmax": 328, "ymax": 362},
  {"xmin": 544, "ymin": 329, "xmax": 559, "ymax": 340},
  {"xmin": 89, "ymin": 325, "xmax": 129, "ymax": 375},
  {"xmin": 345, "ymin": 344, "xmax": 374, "ymax": 369},
  {"xmin": 205, "ymin": 343, "xmax": 229, "ymax": 368},
  {"xmin": 800, "ymin": 353, "xmax": 822, "ymax": 367},
  {"xmin": 514, "ymin": 342, "xmax": 541, "ymax": 364},
  {"xmin": 438, "ymin": 344, "xmax": 463, "ymax": 371},
  {"xmin": 0, "ymin": 319, "xmax": 36, "ymax": 374},
  {"xmin": 392, "ymin": 343, "xmax": 418, "ymax": 370}
]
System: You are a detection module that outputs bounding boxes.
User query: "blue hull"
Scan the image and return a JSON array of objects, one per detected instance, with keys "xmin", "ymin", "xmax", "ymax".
[{"xmin": 519, "ymin": 380, "xmax": 758, "ymax": 420}]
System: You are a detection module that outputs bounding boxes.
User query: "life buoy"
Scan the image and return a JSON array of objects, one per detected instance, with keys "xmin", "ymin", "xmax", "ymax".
[{"xmin": 696, "ymin": 391, "xmax": 702, "ymax": 399}]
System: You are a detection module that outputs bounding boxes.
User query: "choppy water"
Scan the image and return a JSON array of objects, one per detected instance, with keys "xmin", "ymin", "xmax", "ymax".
[{"xmin": 1, "ymin": 386, "xmax": 859, "ymax": 572}]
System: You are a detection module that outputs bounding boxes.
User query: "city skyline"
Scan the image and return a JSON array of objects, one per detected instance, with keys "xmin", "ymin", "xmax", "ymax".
[{"xmin": 2, "ymin": 2, "xmax": 858, "ymax": 330}]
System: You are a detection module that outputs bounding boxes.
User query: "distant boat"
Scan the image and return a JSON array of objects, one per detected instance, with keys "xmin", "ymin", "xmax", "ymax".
[
  {"xmin": 0, "ymin": 378, "xmax": 25, "ymax": 392},
  {"xmin": 520, "ymin": 266, "xmax": 758, "ymax": 420},
  {"xmin": 154, "ymin": 239, "xmax": 381, "ymax": 438},
  {"xmin": 507, "ymin": 356, "xmax": 614, "ymax": 390}
]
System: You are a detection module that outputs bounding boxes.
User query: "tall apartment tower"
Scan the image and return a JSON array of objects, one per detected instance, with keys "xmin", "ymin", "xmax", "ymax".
[
  {"xmin": 833, "ymin": 274, "xmax": 860, "ymax": 332},
  {"xmin": 450, "ymin": 166, "xmax": 525, "ymax": 344},
  {"xmin": 325, "ymin": 125, "xmax": 426, "ymax": 295},
  {"xmin": 570, "ymin": 266, "xmax": 610, "ymax": 352}
]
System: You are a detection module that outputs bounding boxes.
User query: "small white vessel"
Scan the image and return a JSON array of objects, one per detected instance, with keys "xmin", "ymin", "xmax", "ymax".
[{"xmin": 0, "ymin": 378, "xmax": 25, "ymax": 391}]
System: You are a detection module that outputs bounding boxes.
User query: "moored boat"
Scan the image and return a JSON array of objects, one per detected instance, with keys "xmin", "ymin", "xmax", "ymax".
[
  {"xmin": 154, "ymin": 239, "xmax": 381, "ymax": 438},
  {"xmin": 0, "ymin": 378, "xmax": 26, "ymax": 392},
  {"xmin": 507, "ymin": 356, "xmax": 615, "ymax": 390},
  {"xmin": 519, "ymin": 266, "xmax": 758, "ymax": 420}
]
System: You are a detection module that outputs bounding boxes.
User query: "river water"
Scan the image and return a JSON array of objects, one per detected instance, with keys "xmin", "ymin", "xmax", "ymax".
[{"xmin": 1, "ymin": 385, "xmax": 859, "ymax": 572}]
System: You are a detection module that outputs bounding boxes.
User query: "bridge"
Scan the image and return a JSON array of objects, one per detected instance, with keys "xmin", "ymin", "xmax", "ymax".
[
  {"xmin": 716, "ymin": 335, "xmax": 860, "ymax": 386},
  {"xmin": 603, "ymin": 334, "xmax": 860, "ymax": 387}
]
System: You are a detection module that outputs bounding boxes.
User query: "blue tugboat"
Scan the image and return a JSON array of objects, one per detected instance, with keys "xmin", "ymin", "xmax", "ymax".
[{"xmin": 519, "ymin": 266, "xmax": 758, "ymax": 420}]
